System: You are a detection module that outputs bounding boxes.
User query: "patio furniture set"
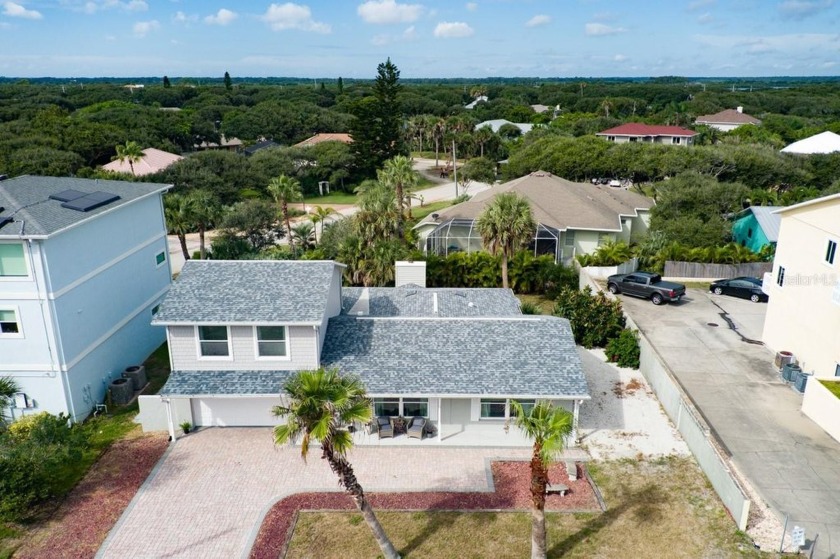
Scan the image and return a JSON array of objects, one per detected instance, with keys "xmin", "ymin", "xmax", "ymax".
[{"xmin": 376, "ymin": 416, "xmax": 427, "ymax": 440}]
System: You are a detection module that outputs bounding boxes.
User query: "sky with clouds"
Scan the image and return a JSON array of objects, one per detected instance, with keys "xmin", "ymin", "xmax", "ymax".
[{"xmin": 0, "ymin": 0, "xmax": 838, "ymax": 78}]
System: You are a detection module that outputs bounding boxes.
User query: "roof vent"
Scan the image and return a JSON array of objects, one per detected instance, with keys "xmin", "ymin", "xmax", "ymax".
[
  {"xmin": 0, "ymin": 216, "xmax": 13, "ymax": 229},
  {"xmin": 0, "ymin": 174, "xmax": 7, "ymax": 181},
  {"xmin": 736, "ymin": 106, "xmax": 743, "ymax": 113}
]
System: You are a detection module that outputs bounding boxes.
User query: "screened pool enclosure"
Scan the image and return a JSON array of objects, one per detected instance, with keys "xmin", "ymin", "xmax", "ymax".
[{"xmin": 423, "ymin": 218, "xmax": 574, "ymax": 263}]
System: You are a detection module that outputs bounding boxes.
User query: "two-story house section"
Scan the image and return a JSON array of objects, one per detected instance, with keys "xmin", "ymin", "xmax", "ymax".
[
  {"xmin": 146, "ymin": 259, "xmax": 590, "ymax": 446},
  {"xmin": 0, "ymin": 175, "xmax": 171, "ymax": 421},
  {"xmin": 762, "ymin": 193, "xmax": 840, "ymax": 378},
  {"xmin": 151, "ymin": 260, "xmax": 346, "ymax": 428}
]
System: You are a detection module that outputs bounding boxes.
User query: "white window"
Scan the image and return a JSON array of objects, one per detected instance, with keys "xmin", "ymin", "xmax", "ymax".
[
  {"xmin": 776, "ymin": 266, "xmax": 786, "ymax": 287},
  {"xmin": 480, "ymin": 398, "xmax": 536, "ymax": 419},
  {"xmin": 155, "ymin": 251, "xmax": 167, "ymax": 267},
  {"xmin": 255, "ymin": 326, "xmax": 288, "ymax": 358},
  {"xmin": 671, "ymin": 137, "xmax": 681, "ymax": 145},
  {"xmin": 0, "ymin": 309, "xmax": 22, "ymax": 336},
  {"xmin": 372, "ymin": 397, "xmax": 429, "ymax": 418},
  {"xmin": 0, "ymin": 243, "xmax": 27, "ymax": 277},
  {"xmin": 826, "ymin": 240, "xmax": 837, "ymax": 265},
  {"xmin": 197, "ymin": 326, "xmax": 230, "ymax": 357}
]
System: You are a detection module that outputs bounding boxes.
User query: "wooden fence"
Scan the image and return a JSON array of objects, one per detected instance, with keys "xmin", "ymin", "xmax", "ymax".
[{"xmin": 664, "ymin": 261, "xmax": 772, "ymax": 279}]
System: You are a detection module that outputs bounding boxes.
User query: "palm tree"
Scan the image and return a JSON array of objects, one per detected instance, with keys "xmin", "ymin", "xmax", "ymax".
[
  {"xmin": 163, "ymin": 193, "xmax": 194, "ymax": 261},
  {"xmin": 273, "ymin": 369, "xmax": 400, "ymax": 559},
  {"xmin": 510, "ymin": 400, "xmax": 574, "ymax": 559},
  {"xmin": 186, "ymin": 189, "xmax": 221, "ymax": 260},
  {"xmin": 432, "ymin": 117, "xmax": 446, "ymax": 168},
  {"xmin": 291, "ymin": 222, "xmax": 316, "ymax": 252},
  {"xmin": 113, "ymin": 140, "xmax": 144, "ymax": 176},
  {"xmin": 475, "ymin": 192, "xmax": 536, "ymax": 289},
  {"xmin": 308, "ymin": 205, "xmax": 338, "ymax": 240},
  {"xmin": 378, "ymin": 155, "xmax": 418, "ymax": 235},
  {"xmin": 0, "ymin": 377, "xmax": 20, "ymax": 426},
  {"xmin": 474, "ymin": 126, "xmax": 495, "ymax": 158},
  {"xmin": 267, "ymin": 175, "xmax": 303, "ymax": 254}
]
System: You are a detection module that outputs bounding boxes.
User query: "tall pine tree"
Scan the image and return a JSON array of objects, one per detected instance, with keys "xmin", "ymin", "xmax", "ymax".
[{"xmin": 349, "ymin": 58, "xmax": 406, "ymax": 178}]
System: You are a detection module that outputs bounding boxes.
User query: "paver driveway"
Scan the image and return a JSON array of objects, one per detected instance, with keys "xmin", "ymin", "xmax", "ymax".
[{"xmin": 97, "ymin": 429, "xmax": 531, "ymax": 559}]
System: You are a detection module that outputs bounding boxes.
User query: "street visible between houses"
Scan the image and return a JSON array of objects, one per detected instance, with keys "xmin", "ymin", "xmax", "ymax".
[{"xmin": 618, "ymin": 288, "xmax": 840, "ymax": 559}]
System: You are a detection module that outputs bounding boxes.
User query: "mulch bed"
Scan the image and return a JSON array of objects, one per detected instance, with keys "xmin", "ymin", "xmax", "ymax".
[
  {"xmin": 15, "ymin": 434, "xmax": 169, "ymax": 559},
  {"xmin": 249, "ymin": 461, "xmax": 601, "ymax": 559}
]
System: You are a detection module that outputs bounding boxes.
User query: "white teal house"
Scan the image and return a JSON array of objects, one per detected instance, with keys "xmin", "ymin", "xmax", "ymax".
[
  {"xmin": 0, "ymin": 176, "xmax": 171, "ymax": 422},
  {"xmin": 142, "ymin": 260, "xmax": 590, "ymax": 446}
]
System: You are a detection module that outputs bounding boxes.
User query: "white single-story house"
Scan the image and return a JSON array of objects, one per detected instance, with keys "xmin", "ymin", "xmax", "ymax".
[
  {"xmin": 139, "ymin": 260, "xmax": 590, "ymax": 446},
  {"xmin": 476, "ymin": 119, "xmax": 534, "ymax": 135},
  {"xmin": 414, "ymin": 171, "xmax": 653, "ymax": 264},
  {"xmin": 694, "ymin": 107, "xmax": 761, "ymax": 132},
  {"xmin": 596, "ymin": 123, "xmax": 697, "ymax": 146}
]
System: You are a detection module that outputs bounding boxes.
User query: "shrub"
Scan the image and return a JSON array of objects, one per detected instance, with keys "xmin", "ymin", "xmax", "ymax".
[
  {"xmin": 553, "ymin": 286, "xmax": 626, "ymax": 348},
  {"xmin": 519, "ymin": 301, "xmax": 542, "ymax": 315},
  {"xmin": 0, "ymin": 413, "xmax": 88, "ymax": 521},
  {"xmin": 605, "ymin": 329, "xmax": 641, "ymax": 369},
  {"xmin": 577, "ymin": 241, "xmax": 634, "ymax": 267}
]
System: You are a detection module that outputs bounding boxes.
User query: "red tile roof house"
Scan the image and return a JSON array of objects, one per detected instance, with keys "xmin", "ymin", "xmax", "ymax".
[
  {"xmin": 694, "ymin": 107, "xmax": 761, "ymax": 132},
  {"xmin": 596, "ymin": 123, "xmax": 698, "ymax": 146}
]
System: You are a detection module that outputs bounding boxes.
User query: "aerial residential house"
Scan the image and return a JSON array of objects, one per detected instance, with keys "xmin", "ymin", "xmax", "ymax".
[
  {"xmin": 415, "ymin": 171, "xmax": 653, "ymax": 264},
  {"xmin": 294, "ymin": 133, "xmax": 353, "ymax": 148},
  {"xmin": 695, "ymin": 107, "xmax": 761, "ymax": 132},
  {"xmin": 243, "ymin": 139, "xmax": 280, "ymax": 156},
  {"xmin": 140, "ymin": 260, "xmax": 590, "ymax": 446},
  {"xmin": 476, "ymin": 119, "xmax": 534, "ymax": 135},
  {"xmin": 762, "ymin": 193, "xmax": 840, "ymax": 378},
  {"xmin": 194, "ymin": 135, "xmax": 243, "ymax": 152},
  {"xmin": 780, "ymin": 131, "xmax": 840, "ymax": 155},
  {"xmin": 596, "ymin": 123, "xmax": 697, "ymax": 146},
  {"xmin": 0, "ymin": 176, "xmax": 171, "ymax": 422},
  {"xmin": 732, "ymin": 206, "xmax": 782, "ymax": 253},
  {"xmin": 102, "ymin": 147, "xmax": 183, "ymax": 177}
]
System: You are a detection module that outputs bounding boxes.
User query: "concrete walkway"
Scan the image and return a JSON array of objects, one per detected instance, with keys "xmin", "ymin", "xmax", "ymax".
[
  {"xmin": 620, "ymin": 289, "xmax": 840, "ymax": 558},
  {"xmin": 97, "ymin": 430, "xmax": 529, "ymax": 559}
]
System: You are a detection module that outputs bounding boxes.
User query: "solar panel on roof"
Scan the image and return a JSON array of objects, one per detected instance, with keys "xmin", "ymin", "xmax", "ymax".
[
  {"xmin": 60, "ymin": 191, "xmax": 121, "ymax": 212},
  {"xmin": 49, "ymin": 189, "xmax": 88, "ymax": 202}
]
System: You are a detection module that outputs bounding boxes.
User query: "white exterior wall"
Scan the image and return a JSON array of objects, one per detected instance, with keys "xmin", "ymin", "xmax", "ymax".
[
  {"xmin": 629, "ymin": 212, "xmax": 650, "ymax": 244},
  {"xmin": 801, "ymin": 380, "xmax": 840, "ymax": 444},
  {"xmin": 762, "ymin": 200, "xmax": 840, "ymax": 378},
  {"xmin": 167, "ymin": 324, "xmax": 319, "ymax": 371}
]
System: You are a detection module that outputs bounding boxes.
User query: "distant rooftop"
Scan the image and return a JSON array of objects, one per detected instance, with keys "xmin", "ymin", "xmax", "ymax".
[
  {"xmin": 695, "ymin": 108, "xmax": 760, "ymax": 125},
  {"xmin": 102, "ymin": 147, "xmax": 183, "ymax": 176},
  {"xmin": 597, "ymin": 123, "xmax": 697, "ymax": 137},
  {"xmin": 781, "ymin": 131, "xmax": 840, "ymax": 155},
  {"xmin": 342, "ymin": 286, "xmax": 522, "ymax": 317},
  {"xmin": 476, "ymin": 119, "xmax": 533, "ymax": 134},
  {"xmin": 0, "ymin": 175, "xmax": 169, "ymax": 238},
  {"xmin": 294, "ymin": 133, "xmax": 353, "ymax": 147}
]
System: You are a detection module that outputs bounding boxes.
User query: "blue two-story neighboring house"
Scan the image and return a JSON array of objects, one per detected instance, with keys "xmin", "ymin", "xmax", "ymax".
[
  {"xmin": 0, "ymin": 176, "xmax": 171, "ymax": 422},
  {"xmin": 732, "ymin": 206, "xmax": 782, "ymax": 254}
]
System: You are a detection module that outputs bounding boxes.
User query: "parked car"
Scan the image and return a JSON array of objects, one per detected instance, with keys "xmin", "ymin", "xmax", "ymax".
[
  {"xmin": 709, "ymin": 277, "xmax": 768, "ymax": 303},
  {"xmin": 606, "ymin": 271, "xmax": 687, "ymax": 305}
]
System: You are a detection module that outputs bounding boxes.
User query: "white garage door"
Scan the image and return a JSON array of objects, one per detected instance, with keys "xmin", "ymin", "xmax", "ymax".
[{"xmin": 191, "ymin": 398, "xmax": 283, "ymax": 427}]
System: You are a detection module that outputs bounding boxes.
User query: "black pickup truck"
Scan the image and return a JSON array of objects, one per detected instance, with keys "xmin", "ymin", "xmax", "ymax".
[{"xmin": 606, "ymin": 272, "xmax": 687, "ymax": 305}]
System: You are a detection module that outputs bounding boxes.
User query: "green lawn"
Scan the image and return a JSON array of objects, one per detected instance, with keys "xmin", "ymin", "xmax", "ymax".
[
  {"xmin": 820, "ymin": 379, "xmax": 840, "ymax": 399},
  {"xmin": 410, "ymin": 200, "xmax": 452, "ymax": 223},
  {"xmin": 304, "ymin": 191, "xmax": 358, "ymax": 205},
  {"xmin": 286, "ymin": 457, "xmax": 762, "ymax": 559},
  {"xmin": 517, "ymin": 294, "xmax": 556, "ymax": 314}
]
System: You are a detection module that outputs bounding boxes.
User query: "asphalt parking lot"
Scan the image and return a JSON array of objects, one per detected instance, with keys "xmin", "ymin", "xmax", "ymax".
[{"xmin": 618, "ymin": 288, "xmax": 840, "ymax": 558}]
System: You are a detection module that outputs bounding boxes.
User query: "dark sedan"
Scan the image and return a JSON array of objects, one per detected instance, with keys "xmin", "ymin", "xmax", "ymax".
[{"xmin": 709, "ymin": 277, "xmax": 768, "ymax": 303}]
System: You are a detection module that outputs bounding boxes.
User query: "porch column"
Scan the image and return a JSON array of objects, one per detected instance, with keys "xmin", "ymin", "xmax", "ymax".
[
  {"xmin": 571, "ymin": 399, "xmax": 581, "ymax": 447},
  {"xmin": 437, "ymin": 398, "xmax": 442, "ymax": 442},
  {"xmin": 164, "ymin": 397, "xmax": 176, "ymax": 442}
]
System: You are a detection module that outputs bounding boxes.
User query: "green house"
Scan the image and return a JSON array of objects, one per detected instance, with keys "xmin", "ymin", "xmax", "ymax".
[{"xmin": 732, "ymin": 206, "xmax": 782, "ymax": 253}]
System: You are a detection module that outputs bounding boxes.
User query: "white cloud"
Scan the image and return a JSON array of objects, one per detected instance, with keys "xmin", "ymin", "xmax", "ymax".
[
  {"xmin": 434, "ymin": 21, "xmax": 474, "ymax": 38},
  {"xmin": 778, "ymin": 0, "xmax": 834, "ymax": 20},
  {"xmin": 75, "ymin": 0, "xmax": 146, "ymax": 13},
  {"xmin": 697, "ymin": 12, "xmax": 714, "ymax": 24},
  {"xmin": 403, "ymin": 25, "xmax": 417, "ymax": 40},
  {"xmin": 173, "ymin": 11, "xmax": 197, "ymax": 23},
  {"xmin": 526, "ymin": 14, "xmax": 551, "ymax": 27},
  {"xmin": 585, "ymin": 22, "xmax": 626, "ymax": 36},
  {"xmin": 262, "ymin": 3, "xmax": 331, "ymax": 33},
  {"xmin": 357, "ymin": 0, "xmax": 424, "ymax": 24},
  {"xmin": 204, "ymin": 8, "xmax": 237, "ymax": 26},
  {"xmin": 3, "ymin": 2, "xmax": 43, "ymax": 19},
  {"xmin": 614, "ymin": 54, "xmax": 628, "ymax": 62},
  {"xmin": 466, "ymin": 2, "xmax": 477, "ymax": 10},
  {"xmin": 125, "ymin": 0, "xmax": 146, "ymax": 12},
  {"xmin": 133, "ymin": 19, "xmax": 159, "ymax": 36}
]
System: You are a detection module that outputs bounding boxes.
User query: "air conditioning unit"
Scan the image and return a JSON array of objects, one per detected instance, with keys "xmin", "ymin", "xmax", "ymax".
[{"xmin": 122, "ymin": 365, "xmax": 147, "ymax": 391}]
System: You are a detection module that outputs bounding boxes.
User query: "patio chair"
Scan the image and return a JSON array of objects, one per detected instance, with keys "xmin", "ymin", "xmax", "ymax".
[
  {"xmin": 407, "ymin": 417, "xmax": 426, "ymax": 440},
  {"xmin": 377, "ymin": 416, "xmax": 394, "ymax": 439}
]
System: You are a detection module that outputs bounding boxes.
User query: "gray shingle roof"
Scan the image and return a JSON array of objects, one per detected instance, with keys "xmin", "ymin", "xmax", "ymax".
[
  {"xmin": 161, "ymin": 370, "xmax": 293, "ymax": 396},
  {"xmin": 0, "ymin": 175, "xmax": 169, "ymax": 238},
  {"xmin": 320, "ymin": 315, "xmax": 589, "ymax": 398},
  {"xmin": 342, "ymin": 286, "xmax": 522, "ymax": 317},
  {"xmin": 747, "ymin": 206, "xmax": 783, "ymax": 242},
  {"xmin": 153, "ymin": 260, "xmax": 342, "ymax": 324}
]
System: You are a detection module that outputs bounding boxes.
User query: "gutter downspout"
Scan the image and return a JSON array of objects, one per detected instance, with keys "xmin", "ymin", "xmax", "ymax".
[
  {"xmin": 571, "ymin": 399, "xmax": 581, "ymax": 447},
  {"xmin": 164, "ymin": 397, "xmax": 176, "ymax": 441}
]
